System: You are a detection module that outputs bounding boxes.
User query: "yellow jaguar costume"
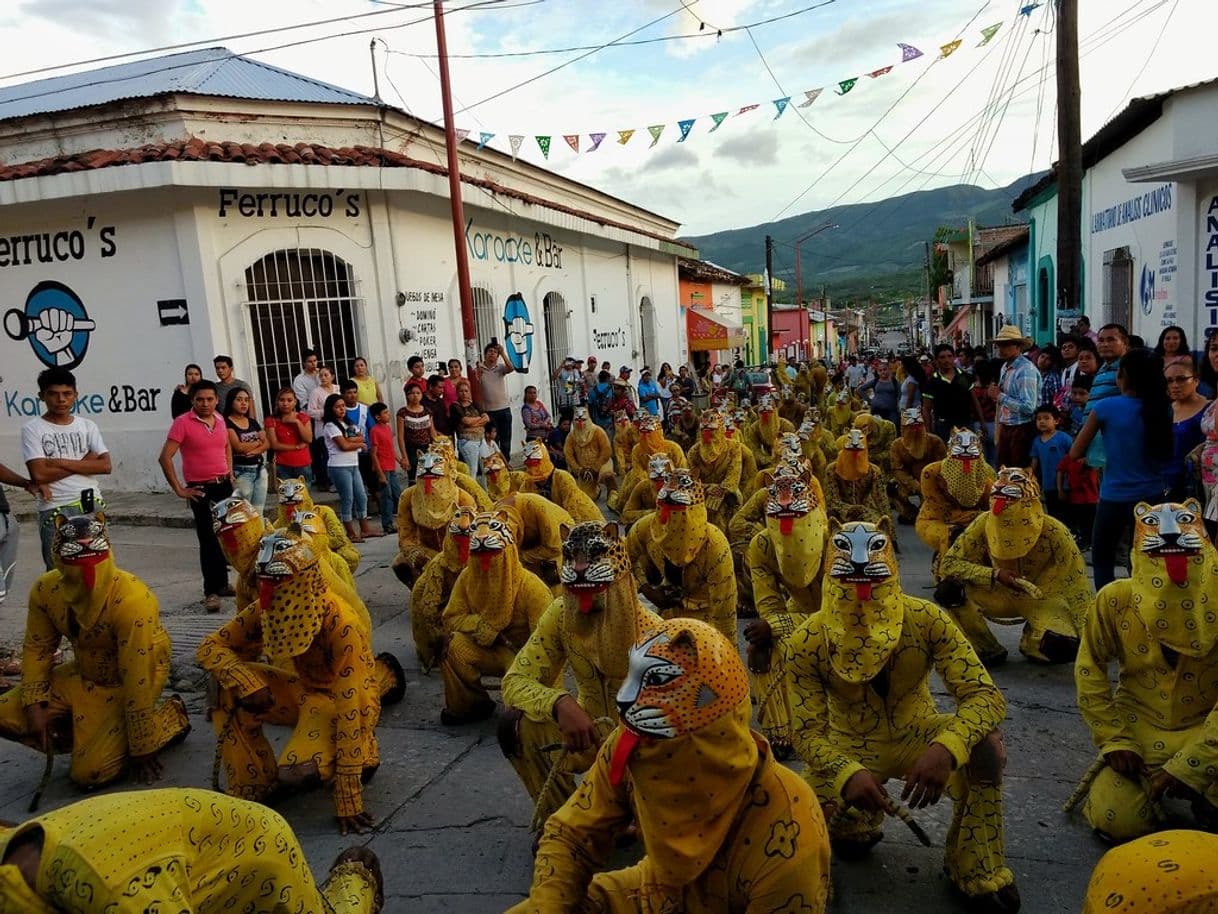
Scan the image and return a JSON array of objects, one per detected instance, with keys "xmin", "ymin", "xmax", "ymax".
[
  {"xmin": 822, "ymin": 427, "xmax": 889, "ymax": 526},
  {"xmin": 1073, "ymin": 500, "xmax": 1218, "ymax": 843},
  {"xmin": 564, "ymin": 406, "xmax": 615, "ymax": 501},
  {"xmin": 785, "ymin": 520, "xmax": 1016, "ymax": 911},
  {"xmin": 611, "ymin": 410, "xmax": 638, "ymax": 478},
  {"xmin": 440, "ymin": 511, "xmax": 553, "ymax": 724},
  {"xmin": 611, "ymin": 414, "xmax": 686, "ymax": 515},
  {"xmin": 197, "ymin": 527, "xmax": 382, "ymax": 829},
  {"xmin": 666, "ymin": 396, "xmax": 699, "ymax": 453},
  {"xmin": 619, "ymin": 453, "xmax": 673, "ymax": 527},
  {"xmin": 517, "ymin": 440, "xmax": 604, "ymax": 523},
  {"xmin": 917, "ymin": 429, "xmax": 995, "ymax": 577},
  {"xmin": 483, "ymin": 450, "xmax": 514, "ymax": 501},
  {"xmin": 852, "ymin": 412, "xmax": 897, "ymax": 478},
  {"xmin": 797, "ymin": 410, "xmax": 833, "ymax": 484},
  {"xmin": 500, "ymin": 522, "xmax": 661, "ymax": 829},
  {"xmin": 212, "ymin": 495, "xmax": 266, "ymax": 609},
  {"xmin": 392, "ymin": 450, "xmax": 479, "ymax": 587},
  {"xmin": 496, "ymin": 492, "xmax": 575, "ymax": 587},
  {"xmin": 723, "ymin": 411, "xmax": 760, "ymax": 499},
  {"xmin": 742, "ymin": 394, "xmax": 797, "ymax": 470},
  {"xmin": 626, "ymin": 469, "xmax": 737, "ymax": 642},
  {"xmin": 430, "ymin": 437, "xmax": 496, "ymax": 509},
  {"xmin": 0, "ymin": 789, "xmax": 382, "ymax": 914},
  {"xmin": 410, "ymin": 507, "xmax": 475, "ymax": 673},
  {"xmin": 685, "ymin": 410, "xmax": 743, "ymax": 533},
  {"xmin": 0, "ymin": 512, "xmax": 189, "ymax": 789},
  {"xmin": 508, "ymin": 618, "xmax": 831, "ymax": 914},
  {"xmin": 745, "ymin": 467, "xmax": 828, "ymax": 757},
  {"xmin": 275, "ymin": 477, "xmax": 360, "ymax": 572},
  {"xmin": 1083, "ymin": 829, "xmax": 1218, "ymax": 913},
  {"xmin": 827, "ymin": 390, "xmax": 855, "ymax": 436},
  {"xmin": 890, "ymin": 408, "xmax": 947, "ymax": 524},
  {"xmin": 939, "ymin": 468, "xmax": 1091, "ymax": 665}
]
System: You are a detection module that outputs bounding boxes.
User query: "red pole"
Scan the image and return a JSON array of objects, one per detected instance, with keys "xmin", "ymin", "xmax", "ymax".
[{"xmin": 433, "ymin": 0, "xmax": 481, "ymax": 400}]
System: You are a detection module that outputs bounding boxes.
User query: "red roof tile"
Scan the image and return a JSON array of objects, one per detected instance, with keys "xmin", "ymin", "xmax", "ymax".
[{"xmin": 0, "ymin": 138, "xmax": 695, "ymax": 253}]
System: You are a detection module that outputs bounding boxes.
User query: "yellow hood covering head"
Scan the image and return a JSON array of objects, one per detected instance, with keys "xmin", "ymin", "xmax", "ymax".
[
  {"xmin": 255, "ymin": 527, "xmax": 328, "ymax": 662},
  {"xmin": 481, "ymin": 450, "xmax": 510, "ymax": 498},
  {"xmin": 798, "ymin": 409, "xmax": 822, "ymax": 440},
  {"xmin": 900, "ymin": 407, "xmax": 929, "ymax": 458},
  {"xmin": 413, "ymin": 450, "xmax": 459, "ymax": 527},
  {"xmin": 560, "ymin": 522, "xmax": 640, "ymax": 679},
  {"xmin": 653, "ymin": 468, "xmax": 709, "ymax": 564},
  {"xmin": 522, "ymin": 439, "xmax": 554, "ymax": 482},
  {"xmin": 611, "ymin": 620, "xmax": 756, "ymax": 886},
  {"xmin": 211, "ymin": 495, "xmax": 263, "ymax": 571},
  {"xmin": 1129, "ymin": 501, "xmax": 1218, "ymax": 657},
  {"xmin": 834, "ymin": 427, "xmax": 870, "ymax": 481},
  {"xmin": 765, "ymin": 469, "xmax": 826, "ymax": 589},
  {"xmin": 465, "ymin": 510, "xmax": 521, "ymax": 630},
  {"xmin": 1083, "ymin": 829, "xmax": 1218, "ymax": 914},
  {"xmin": 570, "ymin": 405, "xmax": 595, "ymax": 443},
  {"xmin": 824, "ymin": 520, "xmax": 903, "ymax": 683},
  {"xmin": 698, "ymin": 409, "xmax": 726, "ymax": 459},
  {"xmin": 986, "ymin": 467, "xmax": 1045, "ymax": 560},
  {"xmin": 51, "ymin": 511, "xmax": 114, "ymax": 599},
  {"xmin": 942, "ymin": 427, "xmax": 988, "ymax": 507},
  {"xmin": 637, "ymin": 413, "xmax": 664, "ymax": 449}
]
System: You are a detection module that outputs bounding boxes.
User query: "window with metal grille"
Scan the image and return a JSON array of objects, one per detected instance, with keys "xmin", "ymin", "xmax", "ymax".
[
  {"xmin": 243, "ymin": 249, "xmax": 362, "ymax": 415},
  {"xmin": 1102, "ymin": 247, "xmax": 1133, "ymax": 331},
  {"xmin": 640, "ymin": 296, "xmax": 656, "ymax": 368},
  {"xmin": 542, "ymin": 291, "xmax": 574, "ymax": 409},
  {"xmin": 472, "ymin": 285, "xmax": 498, "ymax": 352}
]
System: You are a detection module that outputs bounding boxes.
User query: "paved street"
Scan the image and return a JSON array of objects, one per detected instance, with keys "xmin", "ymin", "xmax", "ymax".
[{"xmin": 0, "ymin": 503, "xmax": 1117, "ymax": 913}]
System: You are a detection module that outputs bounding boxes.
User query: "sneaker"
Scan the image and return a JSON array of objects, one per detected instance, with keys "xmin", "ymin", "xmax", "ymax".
[{"xmin": 203, "ymin": 594, "xmax": 222, "ymax": 613}]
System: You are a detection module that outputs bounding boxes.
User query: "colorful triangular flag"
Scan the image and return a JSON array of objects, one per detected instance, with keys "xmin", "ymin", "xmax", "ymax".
[
  {"xmin": 869, "ymin": 65, "xmax": 893, "ymax": 78},
  {"xmin": 454, "ymin": 129, "xmax": 470, "ymax": 144},
  {"xmin": 939, "ymin": 39, "xmax": 962, "ymax": 58},
  {"xmin": 798, "ymin": 89, "xmax": 822, "ymax": 108},
  {"xmin": 708, "ymin": 112, "xmax": 729, "ymax": 132},
  {"xmin": 535, "ymin": 135, "xmax": 551, "ymax": 159},
  {"xmin": 737, "ymin": 103, "xmax": 760, "ymax": 115},
  {"xmin": 509, "ymin": 135, "xmax": 524, "ymax": 159},
  {"xmin": 899, "ymin": 43, "xmax": 924, "ymax": 62},
  {"xmin": 563, "ymin": 134, "xmax": 580, "ymax": 153},
  {"xmin": 772, "ymin": 97, "xmax": 791, "ymax": 119},
  {"xmin": 677, "ymin": 119, "xmax": 696, "ymax": 142},
  {"xmin": 1018, "ymin": 2, "xmax": 1042, "ymax": 15},
  {"xmin": 836, "ymin": 78, "xmax": 858, "ymax": 96},
  {"xmin": 617, "ymin": 129, "xmax": 635, "ymax": 145},
  {"xmin": 977, "ymin": 22, "xmax": 1002, "ymax": 45},
  {"xmin": 589, "ymin": 132, "xmax": 607, "ymax": 152},
  {"xmin": 647, "ymin": 124, "xmax": 665, "ymax": 148},
  {"xmin": 476, "ymin": 132, "xmax": 494, "ymax": 150}
]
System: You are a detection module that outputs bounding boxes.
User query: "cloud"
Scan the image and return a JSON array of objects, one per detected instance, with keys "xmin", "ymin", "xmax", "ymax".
[
  {"xmin": 16, "ymin": 0, "xmax": 180, "ymax": 42},
  {"xmin": 648, "ymin": 144, "xmax": 700, "ymax": 171},
  {"xmin": 714, "ymin": 130, "xmax": 778, "ymax": 166}
]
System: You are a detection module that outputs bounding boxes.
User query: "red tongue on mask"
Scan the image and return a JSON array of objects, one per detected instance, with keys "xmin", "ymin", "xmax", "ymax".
[
  {"xmin": 702, "ymin": 430, "xmax": 712, "ymax": 443},
  {"xmin": 1165, "ymin": 553, "xmax": 1189, "ymax": 585},
  {"xmin": 658, "ymin": 503, "xmax": 672, "ymax": 523},
  {"xmin": 423, "ymin": 477, "xmax": 434, "ymax": 494},
  {"xmin": 779, "ymin": 516, "xmax": 795, "ymax": 536},
  {"xmin": 283, "ymin": 504, "xmax": 296, "ymax": 520},
  {"xmin": 992, "ymin": 496, "xmax": 1008, "ymax": 515},
  {"xmin": 82, "ymin": 563, "xmax": 96, "ymax": 590},
  {"xmin": 610, "ymin": 728, "xmax": 645, "ymax": 786},
  {"xmin": 477, "ymin": 552, "xmax": 494, "ymax": 573},
  {"xmin": 259, "ymin": 578, "xmax": 276, "ymax": 609},
  {"xmin": 961, "ymin": 458, "xmax": 974, "ymax": 474},
  {"xmin": 457, "ymin": 538, "xmax": 471, "ymax": 564},
  {"xmin": 220, "ymin": 529, "xmax": 238, "ymax": 552},
  {"xmin": 577, "ymin": 591, "xmax": 596, "ymax": 614},
  {"xmin": 856, "ymin": 581, "xmax": 873, "ymax": 601}
]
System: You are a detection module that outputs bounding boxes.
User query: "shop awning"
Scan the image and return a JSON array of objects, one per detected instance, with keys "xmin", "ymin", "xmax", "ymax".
[{"xmin": 687, "ymin": 308, "xmax": 747, "ymax": 351}]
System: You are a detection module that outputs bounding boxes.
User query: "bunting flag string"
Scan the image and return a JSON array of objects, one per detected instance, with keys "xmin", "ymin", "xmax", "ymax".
[
  {"xmin": 1018, "ymin": 2, "xmax": 1042, "ymax": 15},
  {"xmin": 452, "ymin": 13, "xmax": 1025, "ymax": 161},
  {"xmin": 798, "ymin": 89, "xmax": 822, "ymax": 108},
  {"xmin": 977, "ymin": 22, "xmax": 1002, "ymax": 46}
]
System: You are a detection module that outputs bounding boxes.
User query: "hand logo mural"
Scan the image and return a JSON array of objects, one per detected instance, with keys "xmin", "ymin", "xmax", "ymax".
[
  {"xmin": 4, "ymin": 281, "xmax": 95, "ymax": 369},
  {"xmin": 502, "ymin": 292, "xmax": 534, "ymax": 371}
]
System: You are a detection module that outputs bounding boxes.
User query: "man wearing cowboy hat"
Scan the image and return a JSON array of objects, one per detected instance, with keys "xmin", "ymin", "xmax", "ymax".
[{"xmin": 989, "ymin": 324, "xmax": 1041, "ymax": 469}]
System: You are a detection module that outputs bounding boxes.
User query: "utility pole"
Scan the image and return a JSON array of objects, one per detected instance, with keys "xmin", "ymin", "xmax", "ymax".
[
  {"xmin": 764, "ymin": 234, "xmax": 774, "ymax": 363},
  {"xmin": 822, "ymin": 286, "xmax": 830, "ymax": 365},
  {"xmin": 1056, "ymin": 0, "xmax": 1082, "ymax": 318},
  {"xmin": 433, "ymin": 0, "xmax": 481, "ymax": 399},
  {"xmin": 924, "ymin": 240, "xmax": 932, "ymax": 348}
]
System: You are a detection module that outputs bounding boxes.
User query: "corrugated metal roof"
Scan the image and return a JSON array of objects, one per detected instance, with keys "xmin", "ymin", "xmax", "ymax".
[{"xmin": 0, "ymin": 47, "xmax": 374, "ymax": 122}]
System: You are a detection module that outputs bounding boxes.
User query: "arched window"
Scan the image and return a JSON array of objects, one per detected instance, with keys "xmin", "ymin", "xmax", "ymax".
[
  {"xmin": 542, "ymin": 291, "xmax": 572, "ymax": 409},
  {"xmin": 244, "ymin": 249, "xmax": 360, "ymax": 414},
  {"xmin": 472, "ymin": 285, "xmax": 498, "ymax": 352},
  {"xmin": 639, "ymin": 296, "xmax": 657, "ymax": 368}
]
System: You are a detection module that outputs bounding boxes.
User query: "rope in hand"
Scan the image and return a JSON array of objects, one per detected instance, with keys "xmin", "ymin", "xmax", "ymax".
[
  {"xmin": 1062, "ymin": 754, "xmax": 1105, "ymax": 813},
  {"xmin": 828, "ymin": 794, "xmax": 934, "ymax": 847},
  {"xmin": 530, "ymin": 715, "xmax": 616, "ymax": 837}
]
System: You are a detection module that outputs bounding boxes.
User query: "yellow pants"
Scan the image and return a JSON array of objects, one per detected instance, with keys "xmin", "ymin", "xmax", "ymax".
[
  {"xmin": 1083, "ymin": 726, "xmax": 1218, "ymax": 842},
  {"xmin": 500, "ymin": 711, "xmax": 609, "ymax": 830},
  {"xmin": 812, "ymin": 720, "xmax": 1013, "ymax": 898},
  {"xmin": 749, "ymin": 662, "xmax": 794, "ymax": 750},
  {"xmin": 211, "ymin": 664, "xmax": 379, "ymax": 802},
  {"xmin": 953, "ymin": 586, "xmax": 1078, "ymax": 662},
  {"xmin": 0, "ymin": 661, "xmax": 187, "ymax": 788},
  {"xmin": 440, "ymin": 633, "xmax": 516, "ymax": 716}
]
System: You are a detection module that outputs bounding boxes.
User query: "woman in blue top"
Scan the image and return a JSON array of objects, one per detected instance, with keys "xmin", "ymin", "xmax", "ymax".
[
  {"xmin": 1069, "ymin": 348, "xmax": 1172, "ymax": 589},
  {"xmin": 1163, "ymin": 356, "xmax": 1210, "ymax": 501}
]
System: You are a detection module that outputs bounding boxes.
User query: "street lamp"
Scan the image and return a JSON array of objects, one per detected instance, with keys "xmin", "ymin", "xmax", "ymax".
[{"xmin": 793, "ymin": 221, "xmax": 836, "ymax": 362}]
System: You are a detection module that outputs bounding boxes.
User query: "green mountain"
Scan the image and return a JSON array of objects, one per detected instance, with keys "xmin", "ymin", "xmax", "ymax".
[{"xmin": 682, "ymin": 173, "xmax": 1046, "ymax": 304}]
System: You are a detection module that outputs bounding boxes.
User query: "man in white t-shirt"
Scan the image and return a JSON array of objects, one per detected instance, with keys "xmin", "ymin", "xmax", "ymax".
[{"xmin": 21, "ymin": 367, "xmax": 111, "ymax": 569}]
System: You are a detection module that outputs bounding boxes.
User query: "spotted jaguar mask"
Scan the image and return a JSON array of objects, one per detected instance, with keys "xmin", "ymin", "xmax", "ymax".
[
  {"xmin": 653, "ymin": 469, "xmax": 709, "ymax": 565},
  {"xmin": 942, "ymin": 427, "xmax": 987, "ymax": 507},
  {"xmin": 276, "ymin": 477, "xmax": 312, "ymax": 522},
  {"xmin": 211, "ymin": 496, "xmax": 263, "ymax": 571},
  {"xmin": 699, "ymin": 410, "xmax": 726, "ymax": 459},
  {"xmin": 824, "ymin": 519, "xmax": 903, "ymax": 683},
  {"xmin": 834, "ymin": 427, "xmax": 870, "ymax": 481},
  {"xmin": 255, "ymin": 527, "xmax": 327, "ymax": 660},
  {"xmin": 985, "ymin": 467, "xmax": 1045, "ymax": 560},
  {"xmin": 52, "ymin": 511, "xmax": 113, "ymax": 591}
]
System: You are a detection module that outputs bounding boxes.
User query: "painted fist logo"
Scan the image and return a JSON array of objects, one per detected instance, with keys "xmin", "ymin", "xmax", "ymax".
[{"xmin": 4, "ymin": 281, "xmax": 96, "ymax": 369}]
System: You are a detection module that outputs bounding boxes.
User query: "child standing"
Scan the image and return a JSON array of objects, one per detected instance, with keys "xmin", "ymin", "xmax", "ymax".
[
  {"xmin": 1056, "ymin": 451, "xmax": 1099, "ymax": 551},
  {"xmin": 478, "ymin": 424, "xmax": 502, "ymax": 484},
  {"xmin": 1063, "ymin": 374, "xmax": 1092, "ymax": 436},
  {"xmin": 1029, "ymin": 405, "xmax": 1072, "ymax": 523},
  {"xmin": 369, "ymin": 402, "xmax": 402, "ymax": 534},
  {"xmin": 395, "ymin": 384, "xmax": 434, "ymax": 483}
]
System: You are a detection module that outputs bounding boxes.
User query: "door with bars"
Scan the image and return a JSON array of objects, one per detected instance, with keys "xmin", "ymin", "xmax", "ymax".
[
  {"xmin": 1102, "ymin": 247, "xmax": 1133, "ymax": 331},
  {"xmin": 542, "ymin": 291, "xmax": 571, "ymax": 408},
  {"xmin": 640, "ymin": 296, "xmax": 656, "ymax": 369},
  {"xmin": 472, "ymin": 286, "xmax": 498, "ymax": 355},
  {"xmin": 244, "ymin": 249, "xmax": 362, "ymax": 415}
]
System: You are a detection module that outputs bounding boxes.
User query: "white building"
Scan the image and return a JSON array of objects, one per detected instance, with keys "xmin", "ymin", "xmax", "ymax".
[{"xmin": 0, "ymin": 49, "xmax": 694, "ymax": 490}]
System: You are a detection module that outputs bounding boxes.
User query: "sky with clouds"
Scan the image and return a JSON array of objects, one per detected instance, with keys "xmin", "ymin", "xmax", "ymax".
[{"xmin": 0, "ymin": 0, "xmax": 1210, "ymax": 236}]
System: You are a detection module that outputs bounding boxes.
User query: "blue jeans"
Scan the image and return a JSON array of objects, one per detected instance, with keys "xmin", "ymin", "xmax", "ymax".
[
  {"xmin": 457, "ymin": 437, "xmax": 481, "ymax": 478},
  {"xmin": 329, "ymin": 464, "xmax": 367, "ymax": 522},
  {"xmin": 232, "ymin": 464, "xmax": 268, "ymax": 516},
  {"xmin": 378, "ymin": 470, "xmax": 403, "ymax": 529}
]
